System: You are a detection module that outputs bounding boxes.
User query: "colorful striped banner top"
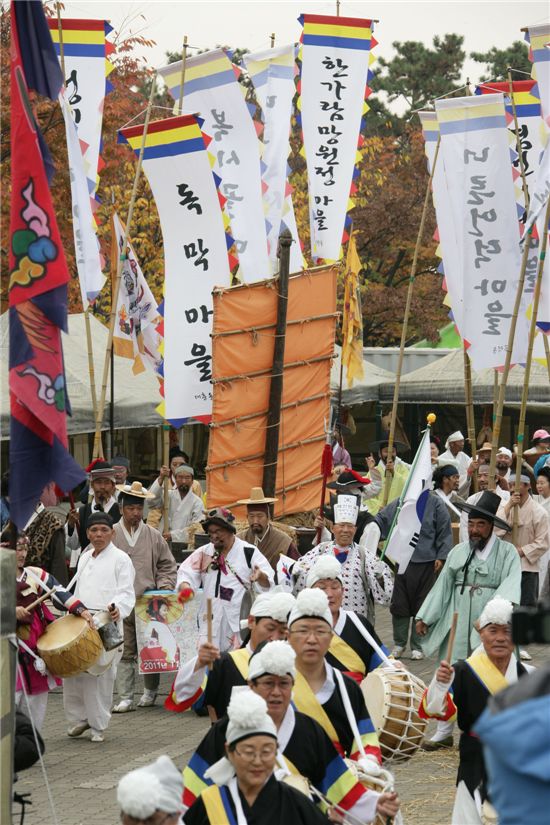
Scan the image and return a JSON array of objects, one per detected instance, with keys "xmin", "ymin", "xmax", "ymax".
[
  {"xmin": 526, "ymin": 24, "xmax": 550, "ymax": 62},
  {"xmin": 158, "ymin": 49, "xmax": 236, "ymax": 99},
  {"xmin": 300, "ymin": 13, "xmax": 373, "ymax": 51},
  {"xmin": 119, "ymin": 115, "xmax": 206, "ymax": 160},
  {"xmin": 47, "ymin": 18, "xmax": 109, "ymax": 58},
  {"xmin": 476, "ymin": 80, "xmax": 541, "ymax": 118},
  {"xmin": 436, "ymin": 95, "xmax": 507, "ymax": 135}
]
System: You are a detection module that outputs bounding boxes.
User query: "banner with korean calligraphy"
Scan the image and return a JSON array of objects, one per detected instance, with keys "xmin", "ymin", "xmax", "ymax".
[
  {"xmin": 435, "ymin": 94, "xmax": 528, "ymax": 370},
  {"xmin": 157, "ymin": 49, "xmax": 270, "ymax": 283},
  {"xmin": 298, "ymin": 14, "xmax": 377, "ymax": 262},
  {"xmin": 59, "ymin": 90, "xmax": 104, "ymax": 304},
  {"xmin": 243, "ymin": 44, "xmax": 304, "ymax": 274},
  {"xmin": 135, "ymin": 591, "xmax": 200, "ymax": 674},
  {"xmin": 47, "ymin": 18, "xmax": 114, "ymax": 200},
  {"xmin": 111, "ymin": 212, "xmax": 162, "ymax": 375},
  {"xmin": 119, "ymin": 115, "xmax": 232, "ymax": 424},
  {"xmin": 524, "ymin": 24, "xmax": 550, "ymax": 126},
  {"xmin": 419, "ymin": 111, "xmax": 464, "ymax": 337}
]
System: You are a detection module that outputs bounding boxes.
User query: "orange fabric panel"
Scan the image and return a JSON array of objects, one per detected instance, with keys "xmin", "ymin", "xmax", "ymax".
[{"xmin": 207, "ymin": 266, "xmax": 337, "ymax": 516}]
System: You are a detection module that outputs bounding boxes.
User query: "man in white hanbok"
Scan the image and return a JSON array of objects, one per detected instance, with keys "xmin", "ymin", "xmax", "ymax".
[
  {"xmin": 177, "ymin": 508, "xmax": 273, "ymax": 651},
  {"xmin": 63, "ymin": 512, "xmax": 135, "ymax": 742}
]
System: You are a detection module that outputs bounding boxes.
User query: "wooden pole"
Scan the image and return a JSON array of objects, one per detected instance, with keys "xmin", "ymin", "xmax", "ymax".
[
  {"xmin": 446, "ymin": 611, "xmax": 459, "ymax": 663},
  {"xmin": 92, "ymin": 78, "xmax": 157, "ymax": 457},
  {"xmin": 206, "ymin": 598, "xmax": 213, "ymax": 644},
  {"xmin": 162, "ymin": 424, "xmax": 170, "ymax": 535},
  {"xmin": 178, "ymin": 36, "xmax": 188, "ymax": 114},
  {"xmin": 270, "ymin": 32, "xmax": 276, "ymax": 48},
  {"xmin": 487, "ymin": 226, "xmax": 535, "ymax": 489},
  {"xmin": 544, "ymin": 335, "xmax": 550, "ymax": 383},
  {"xmin": 511, "ymin": 197, "xmax": 550, "ymax": 542},
  {"xmin": 382, "ymin": 136, "xmax": 441, "ymax": 506},
  {"xmin": 262, "ymin": 229, "xmax": 292, "ymax": 498},
  {"xmin": 463, "ymin": 350, "xmax": 477, "ymax": 493},
  {"xmin": 58, "ymin": 2, "xmax": 99, "ymax": 457}
]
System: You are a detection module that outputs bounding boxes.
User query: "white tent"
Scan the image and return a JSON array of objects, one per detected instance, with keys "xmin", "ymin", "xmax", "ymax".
[
  {"xmin": 1, "ymin": 312, "xmax": 162, "ymax": 439},
  {"xmin": 330, "ymin": 346, "xmax": 395, "ymax": 405}
]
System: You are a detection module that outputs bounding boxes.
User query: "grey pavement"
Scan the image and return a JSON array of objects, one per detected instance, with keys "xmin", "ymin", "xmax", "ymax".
[{"xmin": 12, "ymin": 607, "xmax": 548, "ymax": 825}]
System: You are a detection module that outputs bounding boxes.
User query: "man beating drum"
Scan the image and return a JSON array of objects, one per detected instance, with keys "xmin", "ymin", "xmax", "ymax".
[{"xmin": 63, "ymin": 512, "xmax": 135, "ymax": 743}]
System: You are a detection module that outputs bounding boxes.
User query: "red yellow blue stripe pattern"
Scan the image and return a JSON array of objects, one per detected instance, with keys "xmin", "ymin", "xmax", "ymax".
[
  {"xmin": 476, "ymin": 79, "xmax": 541, "ymax": 119},
  {"xmin": 47, "ymin": 18, "xmax": 110, "ymax": 58},
  {"xmin": 350, "ymin": 716, "xmax": 382, "ymax": 763},
  {"xmin": 119, "ymin": 115, "xmax": 206, "ymax": 161},
  {"xmin": 300, "ymin": 14, "xmax": 373, "ymax": 51}
]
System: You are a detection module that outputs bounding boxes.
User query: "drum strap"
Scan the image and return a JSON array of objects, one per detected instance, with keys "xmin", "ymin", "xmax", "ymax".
[
  {"xmin": 465, "ymin": 653, "xmax": 509, "ymax": 695},
  {"xmin": 293, "ymin": 671, "xmax": 339, "ymax": 744},
  {"xmin": 329, "ymin": 634, "xmax": 366, "ymax": 676},
  {"xmin": 202, "ymin": 785, "xmax": 237, "ymax": 825},
  {"xmin": 345, "ymin": 611, "xmax": 396, "ymax": 670},
  {"xmin": 229, "ymin": 648, "xmax": 250, "ymax": 681},
  {"xmin": 333, "ymin": 669, "xmax": 367, "ymax": 761}
]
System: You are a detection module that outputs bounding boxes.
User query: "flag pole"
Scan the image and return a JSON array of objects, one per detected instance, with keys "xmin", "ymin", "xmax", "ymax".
[
  {"xmin": 93, "ymin": 77, "xmax": 157, "ymax": 457},
  {"xmin": 511, "ymin": 196, "xmax": 550, "ymax": 542},
  {"xmin": 382, "ymin": 136, "xmax": 441, "ymax": 507},
  {"xmin": 381, "ymin": 413, "xmax": 435, "ymax": 560},
  {"xmin": 178, "ymin": 37, "xmax": 188, "ymax": 115},
  {"xmin": 487, "ymin": 72, "xmax": 533, "ymax": 490},
  {"xmin": 57, "ymin": 2, "xmax": 99, "ymax": 455},
  {"xmin": 463, "ymin": 350, "xmax": 477, "ymax": 492}
]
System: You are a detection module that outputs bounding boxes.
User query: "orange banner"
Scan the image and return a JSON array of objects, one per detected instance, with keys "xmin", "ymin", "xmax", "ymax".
[{"xmin": 207, "ymin": 266, "xmax": 338, "ymax": 517}]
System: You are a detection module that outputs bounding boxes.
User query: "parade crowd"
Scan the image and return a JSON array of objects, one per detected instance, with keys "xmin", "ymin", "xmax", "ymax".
[{"xmin": 4, "ymin": 426, "xmax": 550, "ymax": 824}]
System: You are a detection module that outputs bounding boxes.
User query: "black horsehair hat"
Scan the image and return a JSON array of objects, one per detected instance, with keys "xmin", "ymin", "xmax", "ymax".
[{"xmin": 455, "ymin": 490, "xmax": 511, "ymax": 533}]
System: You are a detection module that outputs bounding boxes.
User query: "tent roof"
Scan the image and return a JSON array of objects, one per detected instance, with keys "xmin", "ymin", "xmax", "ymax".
[
  {"xmin": 330, "ymin": 346, "xmax": 396, "ymax": 405},
  {"xmin": 379, "ymin": 349, "xmax": 550, "ymax": 406},
  {"xmin": 1, "ymin": 312, "xmax": 162, "ymax": 439}
]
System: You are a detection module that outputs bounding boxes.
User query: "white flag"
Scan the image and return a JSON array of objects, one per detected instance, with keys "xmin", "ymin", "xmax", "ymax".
[{"xmin": 384, "ymin": 430, "xmax": 433, "ymax": 573}]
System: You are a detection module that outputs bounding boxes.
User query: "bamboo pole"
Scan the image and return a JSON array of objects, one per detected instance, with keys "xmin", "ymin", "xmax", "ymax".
[
  {"xmin": 544, "ymin": 335, "xmax": 550, "ymax": 383},
  {"xmin": 92, "ymin": 78, "xmax": 157, "ymax": 457},
  {"xmin": 511, "ymin": 197, "xmax": 550, "ymax": 543},
  {"xmin": 270, "ymin": 32, "xmax": 276, "ymax": 48},
  {"xmin": 463, "ymin": 350, "xmax": 477, "ymax": 493},
  {"xmin": 382, "ymin": 136, "xmax": 441, "ymax": 506},
  {"xmin": 162, "ymin": 424, "xmax": 170, "ymax": 535},
  {"xmin": 178, "ymin": 37, "xmax": 188, "ymax": 114},
  {"xmin": 57, "ymin": 3, "xmax": 99, "ymax": 456},
  {"xmin": 487, "ymin": 226, "xmax": 535, "ymax": 489},
  {"xmin": 487, "ymin": 73, "xmax": 533, "ymax": 488},
  {"xmin": 446, "ymin": 611, "xmax": 459, "ymax": 663},
  {"xmin": 262, "ymin": 230, "xmax": 292, "ymax": 498}
]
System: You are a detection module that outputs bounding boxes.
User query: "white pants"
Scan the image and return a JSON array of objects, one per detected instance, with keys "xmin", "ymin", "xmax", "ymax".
[
  {"xmin": 63, "ymin": 664, "xmax": 118, "ymax": 733},
  {"xmin": 452, "ymin": 781, "xmax": 483, "ymax": 825},
  {"xmin": 16, "ymin": 690, "xmax": 48, "ymax": 732}
]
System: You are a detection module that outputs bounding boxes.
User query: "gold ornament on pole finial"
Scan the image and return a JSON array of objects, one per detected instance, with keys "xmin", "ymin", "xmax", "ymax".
[{"xmin": 427, "ymin": 413, "xmax": 436, "ymax": 425}]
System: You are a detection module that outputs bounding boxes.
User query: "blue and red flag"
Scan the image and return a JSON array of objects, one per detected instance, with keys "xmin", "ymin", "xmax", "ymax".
[{"xmin": 9, "ymin": 0, "xmax": 85, "ymax": 527}]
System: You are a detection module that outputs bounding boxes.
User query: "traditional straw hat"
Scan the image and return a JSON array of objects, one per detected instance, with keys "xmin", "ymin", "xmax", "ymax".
[
  {"xmin": 237, "ymin": 487, "xmax": 278, "ymax": 505},
  {"xmin": 116, "ymin": 480, "xmax": 155, "ymax": 500},
  {"xmin": 478, "ymin": 442, "xmax": 493, "ymax": 453}
]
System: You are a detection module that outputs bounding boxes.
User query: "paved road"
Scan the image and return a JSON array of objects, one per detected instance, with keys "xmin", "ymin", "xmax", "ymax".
[{"xmin": 12, "ymin": 607, "xmax": 547, "ymax": 825}]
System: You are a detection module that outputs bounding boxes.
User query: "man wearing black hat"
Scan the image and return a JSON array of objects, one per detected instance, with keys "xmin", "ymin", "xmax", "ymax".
[
  {"xmin": 63, "ymin": 511, "xmax": 135, "ymax": 743},
  {"xmin": 177, "ymin": 508, "xmax": 274, "ymax": 652},
  {"xmin": 66, "ymin": 462, "xmax": 121, "ymax": 567},
  {"xmin": 415, "ymin": 490, "xmax": 521, "ymax": 748}
]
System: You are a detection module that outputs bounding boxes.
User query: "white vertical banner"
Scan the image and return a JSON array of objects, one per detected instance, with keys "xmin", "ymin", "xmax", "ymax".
[
  {"xmin": 419, "ymin": 112, "xmax": 464, "ymax": 336},
  {"xmin": 119, "ymin": 115, "xmax": 231, "ymax": 423},
  {"xmin": 157, "ymin": 49, "xmax": 270, "ymax": 283},
  {"xmin": 112, "ymin": 213, "xmax": 161, "ymax": 375},
  {"xmin": 59, "ymin": 91, "xmax": 104, "ymax": 304},
  {"xmin": 525, "ymin": 24, "xmax": 550, "ymax": 127},
  {"xmin": 47, "ymin": 17, "xmax": 114, "ymax": 198},
  {"xmin": 298, "ymin": 13, "xmax": 376, "ymax": 262},
  {"xmin": 436, "ymin": 94, "xmax": 528, "ymax": 370},
  {"xmin": 525, "ymin": 142, "xmax": 550, "ymax": 335},
  {"xmin": 243, "ymin": 44, "xmax": 304, "ymax": 273}
]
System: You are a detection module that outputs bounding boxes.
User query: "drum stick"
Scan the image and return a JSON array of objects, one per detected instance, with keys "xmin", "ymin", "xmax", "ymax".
[
  {"xmin": 206, "ymin": 597, "xmax": 213, "ymax": 644},
  {"xmin": 446, "ymin": 611, "xmax": 459, "ymax": 663},
  {"xmin": 69, "ymin": 491, "xmax": 80, "ymax": 528},
  {"xmin": 25, "ymin": 587, "xmax": 57, "ymax": 612}
]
